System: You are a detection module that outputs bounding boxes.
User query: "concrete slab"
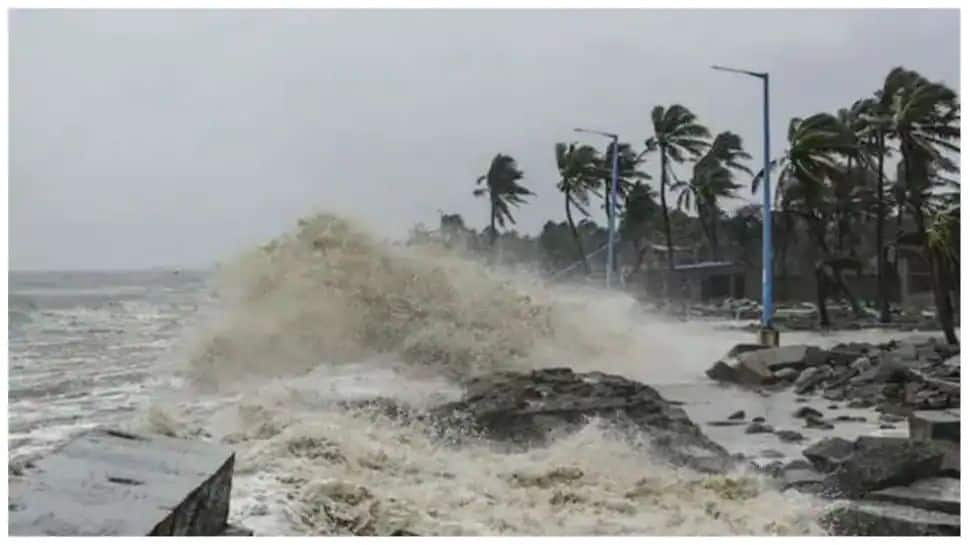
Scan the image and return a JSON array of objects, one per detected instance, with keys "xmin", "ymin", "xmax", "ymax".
[
  {"xmin": 8, "ymin": 428, "xmax": 235, "ymax": 536},
  {"xmin": 821, "ymin": 500, "xmax": 960, "ymax": 536},
  {"xmin": 867, "ymin": 477, "xmax": 960, "ymax": 515},
  {"xmin": 909, "ymin": 410, "xmax": 960, "ymax": 442}
]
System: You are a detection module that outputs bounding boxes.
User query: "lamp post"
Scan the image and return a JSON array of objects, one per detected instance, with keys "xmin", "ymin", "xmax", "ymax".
[
  {"xmin": 574, "ymin": 128, "xmax": 619, "ymax": 289},
  {"xmin": 711, "ymin": 65, "xmax": 777, "ymax": 346}
]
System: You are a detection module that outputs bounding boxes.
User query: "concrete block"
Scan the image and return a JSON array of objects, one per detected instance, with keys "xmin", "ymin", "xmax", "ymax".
[
  {"xmin": 822, "ymin": 500, "xmax": 960, "ymax": 536},
  {"xmin": 867, "ymin": 477, "xmax": 960, "ymax": 515},
  {"xmin": 8, "ymin": 428, "xmax": 235, "ymax": 536},
  {"xmin": 909, "ymin": 410, "xmax": 959, "ymax": 442}
]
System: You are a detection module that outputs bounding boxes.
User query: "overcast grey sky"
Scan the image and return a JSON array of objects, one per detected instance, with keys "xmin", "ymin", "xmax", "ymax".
[{"xmin": 9, "ymin": 9, "xmax": 960, "ymax": 271}]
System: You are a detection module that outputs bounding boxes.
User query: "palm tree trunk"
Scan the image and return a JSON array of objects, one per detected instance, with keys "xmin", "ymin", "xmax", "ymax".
[
  {"xmin": 914, "ymin": 207, "xmax": 958, "ymax": 345},
  {"xmin": 489, "ymin": 196, "xmax": 497, "ymax": 247},
  {"xmin": 815, "ymin": 262, "xmax": 831, "ymax": 327},
  {"xmin": 564, "ymin": 190, "xmax": 590, "ymax": 274},
  {"xmin": 659, "ymin": 150, "xmax": 674, "ymax": 270},
  {"xmin": 876, "ymin": 130, "xmax": 890, "ymax": 323}
]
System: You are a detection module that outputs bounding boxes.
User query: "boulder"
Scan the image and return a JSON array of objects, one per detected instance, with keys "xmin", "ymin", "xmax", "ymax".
[
  {"xmin": 821, "ymin": 437, "xmax": 944, "ymax": 499},
  {"xmin": 781, "ymin": 467, "xmax": 826, "ymax": 493},
  {"xmin": 727, "ymin": 410, "xmax": 745, "ymax": 420},
  {"xmin": 430, "ymin": 368, "xmax": 732, "ymax": 473},
  {"xmin": 908, "ymin": 411, "xmax": 959, "ymax": 443},
  {"xmin": 705, "ymin": 358, "xmax": 738, "ymax": 382},
  {"xmin": 804, "ymin": 416, "xmax": 834, "ymax": 430},
  {"xmin": 794, "ymin": 367, "xmax": 829, "ymax": 394},
  {"xmin": 745, "ymin": 422, "xmax": 774, "ymax": 434},
  {"xmin": 775, "ymin": 430, "xmax": 805, "ymax": 443},
  {"xmin": 793, "ymin": 406, "xmax": 823, "ymax": 419},
  {"xmin": 803, "ymin": 437, "xmax": 855, "ymax": 473},
  {"xmin": 734, "ymin": 357, "xmax": 775, "ymax": 386},
  {"xmin": 821, "ymin": 500, "xmax": 959, "ymax": 536}
]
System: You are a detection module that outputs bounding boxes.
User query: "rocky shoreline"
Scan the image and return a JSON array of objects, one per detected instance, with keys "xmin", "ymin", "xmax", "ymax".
[{"xmin": 703, "ymin": 336, "xmax": 960, "ymax": 535}]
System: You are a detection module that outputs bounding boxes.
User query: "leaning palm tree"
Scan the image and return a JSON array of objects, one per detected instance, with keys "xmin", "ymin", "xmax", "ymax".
[
  {"xmin": 753, "ymin": 113, "xmax": 861, "ymax": 326},
  {"xmin": 644, "ymin": 105, "xmax": 711, "ymax": 269},
  {"xmin": 673, "ymin": 131, "xmax": 752, "ymax": 260},
  {"xmin": 619, "ymin": 180, "xmax": 660, "ymax": 274},
  {"xmin": 474, "ymin": 154, "xmax": 532, "ymax": 247},
  {"xmin": 554, "ymin": 142, "xmax": 601, "ymax": 272}
]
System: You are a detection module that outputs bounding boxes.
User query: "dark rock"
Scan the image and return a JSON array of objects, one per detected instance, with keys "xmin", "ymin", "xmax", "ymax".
[
  {"xmin": 752, "ymin": 416, "xmax": 765, "ymax": 423},
  {"xmin": 781, "ymin": 467, "xmax": 826, "ymax": 492},
  {"xmin": 745, "ymin": 422, "xmax": 774, "ymax": 434},
  {"xmin": 823, "ymin": 388, "xmax": 846, "ymax": 402},
  {"xmin": 727, "ymin": 410, "xmax": 745, "ymax": 420},
  {"xmin": 834, "ymin": 415, "xmax": 866, "ymax": 423},
  {"xmin": 775, "ymin": 430, "xmax": 805, "ymax": 443},
  {"xmin": 821, "ymin": 437, "xmax": 944, "ymax": 499},
  {"xmin": 847, "ymin": 398, "xmax": 875, "ymax": 409},
  {"xmin": 734, "ymin": 357, "xmax": 775, "ymax": 386},
  {"xmin": 821, "ymin": 500, "xmax": 959, "ymax": 536},
  {"xmin": 430, "ymin": 368, "xmax": 732, "ymax": 473},
  {"xmin": 803, "ymin": 437, "xmax": 855, "ymax": 473},
  {"xmin": 867, "ymin": 477, "xmax": 960, "ymax": 515},
  {"xmin": 793, "ymin": 406, "xmax": 823, "ymax": 419},
  {"xmin": 824, "ymin": 367, "xmax": 858, "ymax": 389},
  {"xmin": 795, "ymin": 397, "xmax": 809, "ymax": 403},
  {"xmin": 804, "ymin": 416, "xmax": 834, "ymax": 430},
  {"xmin": 880, "ymin": 424, "xmax": 896, "ymax": 430},
  {"xmin": 390, "ymin": 529, "xmax": 419, "ymax": 536},
  {"xmin": 707, "ymin": 420, "xmax": 748, "ymax": 427},
  {"xmin": 880, "ymin": 413, "xmax": 905, "ymax": 424},
  {"xmin": 705, "ymin": 359, "xmax": 737, "ymax": 382},
  {"xmin": 759, "ymin": 449, "xmax": 785, "ymax": 459},
  {"xmin": 827, "ymin": 404, "xmax": 839, "ymax": 410},
  {"xmin": 795, "ymin": 366, "xmax": 831, "ymax": 394}
]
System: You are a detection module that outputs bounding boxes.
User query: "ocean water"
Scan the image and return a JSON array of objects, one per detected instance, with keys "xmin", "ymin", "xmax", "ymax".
[{"xmin": 7, "ymin": 214, "xmax": 919, "ymax": 536}]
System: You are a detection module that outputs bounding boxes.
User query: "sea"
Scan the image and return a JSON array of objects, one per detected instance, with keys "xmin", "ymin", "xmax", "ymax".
[{"xmin": 7, "ymin": 213, "xmax": 921, "ymax": 535}]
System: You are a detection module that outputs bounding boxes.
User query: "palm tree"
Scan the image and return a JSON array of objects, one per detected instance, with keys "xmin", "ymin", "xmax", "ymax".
[
  {"xmin": 619, "ymin": 180, "xmax": 659, "ymax": 274},
  {"xmin": 752, "ymin": 113, "xmax": 861, "ymax": 326},
  {"xmin": 592, "ymin": 142, "xmax": 650, "ymax": 272},
  {"xmin": 925, "ymin": 203, "xmax": 959, "ymax": 345},
  {"xmin": 644, "ymin": 105, "xmax": 711, "ymax": 270},
  {"xmin": 673, "ymin": 131, "xmax": 752, "ymax": 260},
  {"xmin": 890, "ymin": 69, "xmax": 960, "ymax": 344},
  {"xmin": 474, "ymin": 154, "xmax": 532, "ymax": 247},
  {"xmin": 554, "ymin": 142, "xmax": 601, "ymax": 273}
]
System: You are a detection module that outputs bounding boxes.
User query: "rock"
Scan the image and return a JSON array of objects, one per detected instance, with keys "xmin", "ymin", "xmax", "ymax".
[
  {"xmin": 773, "ymin": 368, "xmax": 799, "ymax": 382},
  {"xmin": 867, "ymin": 477, "xmax": 960, "ymax": 515},
  {"xmin": 734, "ymin": 357, "xmax": 775, "ymax": 386},
  {"xmin": 725, "ymin": 343, "xmax": 770, "ymax": 358},
  {"xmin": 759, "ymin": 449, "xmax": 785, "ymax": 459},
  {"xmin": 781, "ymin": 467, "xmax": 826, "ymax": 492},
  {"xmin": 850, "ymin": 357, "xmax": 873, "ymax": 374},
  {"xmin": 880, "ymin": 413, "xmax": 905, "ymax": 424},
  {"xmin": 8, "ymin": 429, "xmax": 235, "ymax": 536},
  {"xmin": 793, "ymin": 406, "xmax": 823, "ymax": 419},
  {"xmin": 727, "ymin": 410, "xmax": 745, "ymax": 420},
  {"xmin": 745, "ymin": 422, "xmax": 774, "ymax": 434},
  {"xmin": 827, "ymin": 404, "xmax": 839, "ymax": 410},
  {"xmin": 803, "ymin": 437, "xmax": 855, "ymax": 473},
  {"xmin": 752, "ymin": 416, "xmax": 765, "ymax": 423},
  {"xmin": 834, "ymin": 415, "xmax": 866, "ymax": 423},
  {"xmin": 775, "ymin": 430, "xmax": 805, "ymax": 443},
  {"xmin": 824, "ymin": 367, "xmax": 858, "ymax": 389},
  {"xmin": 705, "ymin": 359, "xmax": 738, "ymax": 382},
  {"xmin": 823, "ymin": 388, "xmax": 846, "ymax": 402},
  {"xmin": 737, "ymin": 345, "xmax": 828, "ymax": 372},
  {"xmin": 794, "ymin": 366, "xmax": 832, "ymax": 394},
  {"xmin": 880, "ymin": 424, "xmax": 896, "ymax": 430},
  {"xmin": 847, "ymin": 398, "xmax": 875, "ymax": 409},
  {"xmin": 707, "ymin": 420, "xmax": 748, "ymax": 427},
  {"xmin": 795, "ymin": 397, "xmax": 809, "ymax": 403},
  {"xmin": 821, "ymin": 437, "xmax": 944, "ymax": 499},
  {"xmin": 430, "ymin": 368, "xmax": 731, "ymax": 473},
  {"xmin": 821, "ymin": 500, "xmax": 959, "ymax": 536},
  {"xmin": 805, "ymin": 416, "xmax": 834, "ymax": 430}
]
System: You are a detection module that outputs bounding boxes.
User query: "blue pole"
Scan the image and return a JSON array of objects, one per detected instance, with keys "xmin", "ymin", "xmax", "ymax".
[
  {"xmin": 761, "ymin": 74, "xmax": 773, "ymax": 328},
  {"xmin": 607, "ymin": 136, "xmax": 619, "ymax": 289}
]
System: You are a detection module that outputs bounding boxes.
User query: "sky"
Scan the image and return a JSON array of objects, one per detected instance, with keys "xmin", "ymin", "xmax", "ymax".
[{"xmin": 8, "ymin": 9, "xmax": 960, "ymax": 271}]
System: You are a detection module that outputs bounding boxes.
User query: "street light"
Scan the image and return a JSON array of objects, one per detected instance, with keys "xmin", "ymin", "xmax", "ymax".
[
  {"xmin": 711, "ymin": 65, "xmax": 777, "ymax": 346},
  {"xmin": 574, "ymin": 127, "xmax": 620, "ymax": 289}
]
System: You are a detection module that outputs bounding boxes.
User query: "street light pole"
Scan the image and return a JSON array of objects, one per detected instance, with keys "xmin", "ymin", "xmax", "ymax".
[
  {"xmin": 711, "ymin": 65, "xmax": 777, "ymax": 345},
  {"xmin": 574, "ymin": 128, "xmax": 620, "ymax": 289}
]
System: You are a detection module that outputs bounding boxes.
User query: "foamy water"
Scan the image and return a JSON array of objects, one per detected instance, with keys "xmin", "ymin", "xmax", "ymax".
[{"xmin": 7, "ymin": 215, "xmax": 927, "ymax": 535}]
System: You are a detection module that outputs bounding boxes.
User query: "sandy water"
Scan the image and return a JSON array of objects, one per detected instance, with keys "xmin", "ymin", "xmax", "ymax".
[{"xmin": 7, "ymin": 215, "xmax": 928, "ymax": 535}]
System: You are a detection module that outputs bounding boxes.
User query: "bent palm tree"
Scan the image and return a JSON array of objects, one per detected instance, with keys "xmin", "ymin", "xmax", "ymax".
[
  {"xmin": 554, "ymin": 142, "xmax": 601, "ymax": 273},
  {"xmin": 645, "ymin": 105, "xmax": 710, "ymax": 269},
  {"xmin": 673, "ymin": 131, "xmax": 752, "ymax": 259},
  {"xmin": 474, "ymin": 154, "xmax": 532, "ymax": 247}
]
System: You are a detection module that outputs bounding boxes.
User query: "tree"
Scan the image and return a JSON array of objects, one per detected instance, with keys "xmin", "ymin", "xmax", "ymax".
[
  {"xmin": 925, "ymin": 203, "xmax": 960, "ymax": 345},
  {"xmin": 890, "ymin": 69, "xmax": 960, "ymax": 344},
  {"xmin": 619, "ymin": 181, "xmax": 659, "ymax": 274},
  {"xmin": 554, "ymin": 142, "xmax": 601, "ymax": 273},
  {"xmin": 672, "ymin": 131, "xmax": 752, "ymax": 260},
  {"xmin": 645, "ymin": 105, "xmax": 711, "ymax": 270},
  {"xmin": 474, "ymin": 154, "xmax": 532, "ymax": 247},
  {"xmin": 752, "ymin": 113, "xmax": 862, "ymax": 326}
]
